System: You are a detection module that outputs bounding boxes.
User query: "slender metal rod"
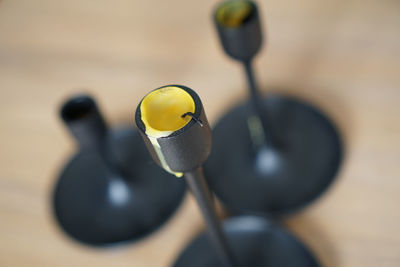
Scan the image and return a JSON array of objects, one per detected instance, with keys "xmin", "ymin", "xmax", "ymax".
[
  {"xmin": 184, "ymin": 167, "xmax": 238, "ymax": 267},
  {"xmin": 243, "ymin": 60, "xmax": 274, "ymax": 148}
]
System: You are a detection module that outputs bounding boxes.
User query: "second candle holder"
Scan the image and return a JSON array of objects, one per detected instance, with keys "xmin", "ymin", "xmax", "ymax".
[
  {"xmin": 204, "ymin": 0, "xmax": 343, "ymax": 215},
  {"xmin": 54, "ymin": 94, "xmax": 185, "ymax": 246}
]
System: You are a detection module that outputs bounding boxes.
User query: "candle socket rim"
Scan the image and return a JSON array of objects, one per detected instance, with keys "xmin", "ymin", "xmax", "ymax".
[
  {"xmin": 214, "ymin": 0, "xmax": 258, "ymax": 30},
  {"xmin": 136, "ymin": 84, "xmax": 203, "ymax": 139}
]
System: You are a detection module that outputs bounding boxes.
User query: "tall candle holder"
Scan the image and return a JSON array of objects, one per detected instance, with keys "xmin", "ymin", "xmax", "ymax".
[
  {"xmin": 135, "ymin": 85, "xmax": 320, "ymax": 267},
  {"xmin": 204, "ymin": 0, "xmax": 343, "ymax": 215}
]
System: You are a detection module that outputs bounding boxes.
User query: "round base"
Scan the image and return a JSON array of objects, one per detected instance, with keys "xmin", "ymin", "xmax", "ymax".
[
  {"xmin": 204, "ymin": 95, "xmax": 342, "ymax": 215},
  {"xmin": 53, "ymin": 128, "xmax": 186, "ymax": 246},
  {"xmin": 174, "ymin": 216, "xmax": 319, "ymax": 267}
]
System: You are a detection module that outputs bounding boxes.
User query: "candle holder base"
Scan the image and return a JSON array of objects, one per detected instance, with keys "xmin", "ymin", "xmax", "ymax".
[
  {"xmin": 53, "ymin": 128, "xmax": 186, "ymax": 246},
  {"xmin": 204, "ymin": 95, "xmax": 342, "ymax": 215},
  {"xmin": 174, "ymin": 216, "xmax": 319, "ymax": 267}
]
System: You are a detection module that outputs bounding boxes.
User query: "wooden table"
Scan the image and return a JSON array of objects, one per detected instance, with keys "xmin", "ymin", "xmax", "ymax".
[{"xmin": 0, "ymin": 0, "xmax": 399, "ymax": 266}]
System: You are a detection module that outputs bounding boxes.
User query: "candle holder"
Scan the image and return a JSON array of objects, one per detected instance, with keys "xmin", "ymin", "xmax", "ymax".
[
  {"xmin": 135, "ymin": 85, "xmax": 319, "ymax": 267},
  {"xmin": 53, "ymin": 94, "xmax": 185, "ymax": 246},
  {"xmin": 204, "ymin": 0, "xmax": 343, "ymax": 215}
]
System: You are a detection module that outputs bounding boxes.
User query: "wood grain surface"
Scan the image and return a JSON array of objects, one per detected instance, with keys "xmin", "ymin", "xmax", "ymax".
[{"xmin": 0, "ymin": 0, "xmax": 399, "ymax": 266}]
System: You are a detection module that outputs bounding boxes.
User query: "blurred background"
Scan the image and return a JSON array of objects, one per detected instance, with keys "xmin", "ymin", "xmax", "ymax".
[{"xmin": 0, "ymin": 0, "xmax": 399, "ymax": 266}]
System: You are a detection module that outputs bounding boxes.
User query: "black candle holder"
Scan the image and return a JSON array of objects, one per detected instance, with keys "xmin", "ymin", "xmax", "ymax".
[
  {"xmin": 135, "ymin": 85, "xmax": 320, "ymax": 267},
  {"xmin": 204, "ymin": 0, "xmax": 343, "ymax": 215},
  {"xmin": 53, "ymin": 94, "xmax": 185, "ymax": 246}
]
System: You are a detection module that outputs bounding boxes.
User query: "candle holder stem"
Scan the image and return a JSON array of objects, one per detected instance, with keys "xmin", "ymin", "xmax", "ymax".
[{"xmin": 184, "ymin": 167, "xmax": 239, "ymax": 267}]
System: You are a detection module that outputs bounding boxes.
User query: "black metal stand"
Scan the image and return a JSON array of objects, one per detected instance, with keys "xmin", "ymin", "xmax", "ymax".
[
  {"xmin": 205, "ymin": 0, "xmax": 343, "ymax": 215},
  {"xmin": 53, "ymin": 95, "xmax": 185, "ymax": 246},
  {"xmin": 135, "ymin": 85, "xmax": 321, "ymax": 267}
]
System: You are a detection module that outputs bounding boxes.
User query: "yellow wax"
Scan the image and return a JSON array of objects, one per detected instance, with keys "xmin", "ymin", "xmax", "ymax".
[
  {"xmin": 216, "ymin": 0, "xmax": 253, "ymax": 27},
  {"xmin": 140, "ymin": 86, "xmax": 195, "ymax": 138}
]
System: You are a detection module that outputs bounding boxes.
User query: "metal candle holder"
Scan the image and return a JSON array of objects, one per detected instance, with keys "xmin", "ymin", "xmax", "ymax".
[
  {"xmin": 204, "ymin": 0, "xmax": 343, "ymax": 215},
  {"xmin": 53, "ymin": 94, "xmax": 185, "ymax": 246},
  {"xmin": 135, "ymin": 85, "xmax": 320, "ymax": 267}
]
